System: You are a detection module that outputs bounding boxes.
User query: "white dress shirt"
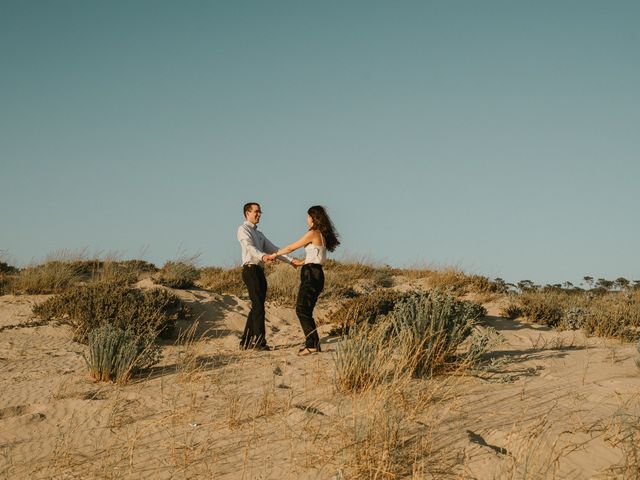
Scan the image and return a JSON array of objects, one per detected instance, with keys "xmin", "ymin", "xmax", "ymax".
[{"xmin": 237, "ymin": 221, "xmax": 293, "ymax": 267}]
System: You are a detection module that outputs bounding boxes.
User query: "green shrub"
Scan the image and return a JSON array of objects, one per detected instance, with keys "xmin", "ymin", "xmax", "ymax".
[
  {"xmin": 333, "ymin": 292, "xmax": 485, "ymax": 392},
  {"xmin": 84, "ymin": 324, "xmax": 161, "ymax": 383},
  {"xmin": 389, "ymin": 292, "xmax": 483, "ymax": 376},
  {"xmin": 154, "ymin": 261, "xmax": 199, "ymax": 289},
  {"xmin": 33, "ymin": 283, "xmax": 185, "ymax": 342}
]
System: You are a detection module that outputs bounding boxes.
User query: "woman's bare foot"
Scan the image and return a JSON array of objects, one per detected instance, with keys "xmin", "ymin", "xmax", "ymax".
[{"xmin": 297, "ymin": 347, "xmax": 319, "ymax": 356}]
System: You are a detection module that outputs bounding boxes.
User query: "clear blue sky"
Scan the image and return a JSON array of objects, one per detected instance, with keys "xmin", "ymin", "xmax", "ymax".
[{"xmin": 2, "ymin": 1, "xmax": 639, "ymax": 285}]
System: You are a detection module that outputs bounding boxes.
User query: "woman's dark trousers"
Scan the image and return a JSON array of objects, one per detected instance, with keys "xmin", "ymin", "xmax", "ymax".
[
  {"xmin": 296, "ymin": 264, "xmax": 324, "ymax": 350},
  {"xmin": 241, "ymin": 265, "xmax": 268, "ymax": 348}
]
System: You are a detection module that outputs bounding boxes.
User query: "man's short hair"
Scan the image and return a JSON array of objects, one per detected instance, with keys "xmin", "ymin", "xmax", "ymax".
[{"xmin": 243, "ymin": 202, "xmax": 260, "ymax": 218}]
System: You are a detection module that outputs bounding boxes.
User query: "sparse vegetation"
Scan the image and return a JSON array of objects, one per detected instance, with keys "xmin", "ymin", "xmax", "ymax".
[
  {"xmin": 506, "ymin": 287, "xmax": 640, "ymax": 341},
  {"xmin": 197, "ymin": 266, "xmax": 245, "ymax": 296},
  {"xmin": 519, "ymin": 290, "xmax": 567, "ymax": 327},
  {"xmin": 326, "ymin": 289, "xmax": 410, "ymax": 333},
  {"xmin": 10, "ymin": 261, "xmax": 85, "ymax": 294},
  {"xmin": 154, "ymin": 260, "xmax": 199, "ymax": 289},
  {"xmin": 33, "ymin": 282, "xmax": 185, "ymax": 342},
  {"xmin": 2, "ymin": 254, "xmax": 158, "ymax": 295},
  {"xmin": 403, "ymin": 267, "xmax": 507, "ymax": 295},
  {"xmin": 501, "ymin": 302, "xmax": 522, "ymax": 319}
]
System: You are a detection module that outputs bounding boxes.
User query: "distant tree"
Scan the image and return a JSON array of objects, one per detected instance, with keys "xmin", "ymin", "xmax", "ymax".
[
  {"xmin": 633, "ymin": 280, "xmax": 640, "ymax": 291},
  {"xmin": 615, "ymin": 277, "xmax": 630, "ymax": 291},
  {"xmin": 563, "ymin": 281, "xmax": 574, "ymax": 289},
  {"xmin": 0, "ymin": 262, "xmax": 18, "ymax": 274},
  {"xmin": 595, "ymin": 278, "xmax": 614, "ymax": 291},
  {"xmin": 583, "ymin": 276, "xmax": 594, "ymax": 289},
  {"xmin": 517, "ymin": 280, "xmax": 536, "ymax": 292},
  {"xmin": 493, "ymin": 277, "xmax": 508, "ymax": 293}
]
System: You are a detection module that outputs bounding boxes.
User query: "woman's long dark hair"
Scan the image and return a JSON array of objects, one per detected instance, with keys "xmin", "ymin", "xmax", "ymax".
[{"xmin": 308, "ymin": 205, "xmax": 340, "ymax": 252}]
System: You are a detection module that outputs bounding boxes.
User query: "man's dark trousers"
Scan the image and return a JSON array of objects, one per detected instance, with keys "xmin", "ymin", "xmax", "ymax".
[{"xmin": 241, "ymin": 265, "xmax": 268, "ymax": 347}]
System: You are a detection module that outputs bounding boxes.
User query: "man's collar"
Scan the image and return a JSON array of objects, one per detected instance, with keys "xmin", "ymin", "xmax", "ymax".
[{"xmin": 244, "ymin": 220, "xmax": 257, "ymax": 229}]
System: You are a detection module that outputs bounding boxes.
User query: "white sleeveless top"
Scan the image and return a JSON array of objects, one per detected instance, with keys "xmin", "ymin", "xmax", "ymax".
[{"xmin": 304, "ymin": 233, "xmax": 327, "ymax": 265}]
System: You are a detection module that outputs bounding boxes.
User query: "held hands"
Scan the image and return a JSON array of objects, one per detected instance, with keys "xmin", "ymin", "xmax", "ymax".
[
  {"xmin": 262, "ymin": 253, "xmax": 304, "ymax": 268},
  {"xmin": 262, "ymin": 253, "xmax": 277, "ymax": 263}
]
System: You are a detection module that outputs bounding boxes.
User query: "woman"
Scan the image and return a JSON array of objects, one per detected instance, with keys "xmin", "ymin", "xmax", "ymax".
[{"xmin": 269, "ymin": 205, "xmax": 340, "ymax": 355}]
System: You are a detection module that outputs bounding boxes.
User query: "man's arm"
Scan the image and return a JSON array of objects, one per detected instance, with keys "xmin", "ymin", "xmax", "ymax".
[
  {"xmin": 237, "ymin": 225, "xmax": 269, "ymax": 263},
  {"xmin": 262, "ymin": 235, "xmax": 295, "ymax": 264}
]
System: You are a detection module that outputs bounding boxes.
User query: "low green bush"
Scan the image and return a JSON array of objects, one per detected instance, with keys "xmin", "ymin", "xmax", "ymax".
[
  {"xmin": 390, "ymin": 292, "xmax": 484, "ymax": 376},
  {"xmin": 33, "ymin": 282, "xmax": 185, "ymax": 342},
  {"xmin": 333, "ymin": 292, "xmax": 485, "ymax": 392},
  {"xmin": 84, "ymin": 324, "xmax": 161, "ymax": 383}
]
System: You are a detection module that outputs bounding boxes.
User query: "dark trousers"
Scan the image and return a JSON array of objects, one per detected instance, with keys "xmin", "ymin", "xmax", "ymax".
[
  {"xmin": 296, "ymin": 264, "xmax": 324, "ymax": 350},
  {"xmin": 241, "ymin": 265, "xmax": 267, "ymax": 347}
]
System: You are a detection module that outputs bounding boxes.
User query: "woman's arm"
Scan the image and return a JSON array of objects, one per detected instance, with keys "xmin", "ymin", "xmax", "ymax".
[{"xmin": 274, "ymin": 231, "xmax": 315, "ymax": 256}]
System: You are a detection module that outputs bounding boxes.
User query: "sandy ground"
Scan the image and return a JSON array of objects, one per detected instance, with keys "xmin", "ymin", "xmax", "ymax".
[{"xmin": 0, "ymin": 284, "xmax": 639, "ymax": 479}]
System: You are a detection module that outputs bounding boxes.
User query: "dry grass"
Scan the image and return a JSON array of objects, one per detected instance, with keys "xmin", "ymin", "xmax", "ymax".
[
  {"xmin": 325, "ymin": 289, "xmax": 408, "ymax": 332},
  {"xmin": 402, "ymin": 265, "xmax": 505, "ymax": 296},
  {"xmin": 3, "ymin": 250, "xmax": 158, "ymax": 295},
  {"xmin": 197, "ymin": 266, "xmax": 245, "ymax": 296},
  {"xmin": 153, "ymin": 254, "xmax": 200, "ymax": 289},
  {"xmin": 512, "ymin": 289, "xmax": 640, "ymax": 341}
]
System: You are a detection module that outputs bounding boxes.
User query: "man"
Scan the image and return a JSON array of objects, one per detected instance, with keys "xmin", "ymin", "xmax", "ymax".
[{"xmin": 237, "ymin": 202, "xmax": 295, "ymax": 350}]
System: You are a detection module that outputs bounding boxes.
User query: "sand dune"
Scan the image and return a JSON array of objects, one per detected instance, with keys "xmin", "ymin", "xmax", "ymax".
[{"xmin": 0, "ymin": 287, "xmax": 638, "ymax": 478}]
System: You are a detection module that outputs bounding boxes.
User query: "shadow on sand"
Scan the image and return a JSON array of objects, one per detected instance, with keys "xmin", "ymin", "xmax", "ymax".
[
  {"xmin": 170, "ymin": 290, "xmax": 245, "ymax": 340},
  {"xmin": 134, "ymin": 352, "xmax": 237, "ymax": 382}
]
